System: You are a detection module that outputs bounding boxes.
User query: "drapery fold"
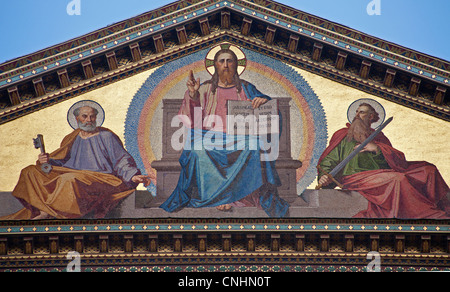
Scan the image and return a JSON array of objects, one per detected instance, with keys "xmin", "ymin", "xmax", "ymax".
[{"xmin": 160, "ymin": 129, "xmax": 289, "ymax": 218}]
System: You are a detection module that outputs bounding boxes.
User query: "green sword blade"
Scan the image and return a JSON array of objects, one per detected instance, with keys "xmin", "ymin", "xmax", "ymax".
[{"xmin": 329, "ymin": 116, "xmax": 394, "ymax": 178}]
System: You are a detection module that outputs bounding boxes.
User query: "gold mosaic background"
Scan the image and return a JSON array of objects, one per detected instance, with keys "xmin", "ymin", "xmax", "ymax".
[{"xmin": 0, "ymin": 65, "xmax": 448, "ymax": 192}]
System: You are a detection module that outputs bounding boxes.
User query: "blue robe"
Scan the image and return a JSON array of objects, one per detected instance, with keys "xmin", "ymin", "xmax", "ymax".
[{"xmin": 160, "ymin": 82, "xmax": 289, "ymax": 218}]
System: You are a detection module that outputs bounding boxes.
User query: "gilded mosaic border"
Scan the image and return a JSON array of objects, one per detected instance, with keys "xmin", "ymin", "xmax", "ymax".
[{"xmin": 1, "ymin": 220, "xmax": 448, "ymax": 236}]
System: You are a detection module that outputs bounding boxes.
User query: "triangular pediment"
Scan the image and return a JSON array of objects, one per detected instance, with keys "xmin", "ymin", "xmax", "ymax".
[
  {"xmin": 0, "ymin": 0, "xmax": 449, "ymax": 123},
  {"xmin": 0, "ymin": 1, "xmax": 449, "ymax": 272}
]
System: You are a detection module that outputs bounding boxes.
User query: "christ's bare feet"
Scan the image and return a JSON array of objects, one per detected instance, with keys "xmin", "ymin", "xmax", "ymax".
[{"xmin": 216, "ymin": 204, "xmax": 232, "ymax": 212}]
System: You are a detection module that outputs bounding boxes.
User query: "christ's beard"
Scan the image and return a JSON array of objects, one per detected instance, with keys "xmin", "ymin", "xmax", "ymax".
[
  {"xmin": 78, "ymin": 121, "xmax": 97, "ymax": 132},
  {"xmin": 219, "ymin": 70, "xmax": 235, "ymax": 86},
  {"xmin": 347, "ymin": 117, "xmax": 372, "ymax": 143}
]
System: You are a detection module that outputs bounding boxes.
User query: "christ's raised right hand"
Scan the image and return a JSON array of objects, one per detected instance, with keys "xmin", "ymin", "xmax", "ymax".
[{"xmin": 187, "ymin": 70, "xmax": 200, "ymax": 98}]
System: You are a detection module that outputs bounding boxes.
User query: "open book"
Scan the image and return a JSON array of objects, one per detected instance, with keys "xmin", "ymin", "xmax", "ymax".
[{"xmin": 226, "ymin": 99, "xmax": 279, "ymax": 136}]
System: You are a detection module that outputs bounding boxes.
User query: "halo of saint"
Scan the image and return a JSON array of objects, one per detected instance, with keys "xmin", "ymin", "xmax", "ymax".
[
  {"xmin": 67, "ymin": 100, "xmax": 105, "ymax": 129},
  {"xmin": 347, "ymin": 98, "xmax": 386, "ymax": 129}
]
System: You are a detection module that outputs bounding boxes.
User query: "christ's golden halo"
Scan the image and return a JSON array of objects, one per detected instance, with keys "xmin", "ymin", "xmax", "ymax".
[{"xmin": 205, "ymin": 43, "xmax": 247, "ymax": 76}]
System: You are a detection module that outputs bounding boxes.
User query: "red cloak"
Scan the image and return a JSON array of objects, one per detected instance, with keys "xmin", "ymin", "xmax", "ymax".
[{"xmin": 319, "ymin": 124, "xmax": 450, "ymax": 219}]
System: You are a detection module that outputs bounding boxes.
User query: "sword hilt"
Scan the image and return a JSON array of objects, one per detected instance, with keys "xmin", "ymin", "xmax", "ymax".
[{"xmin": 316, "ymin": 165, "xmax": 344, "ymax": 190}]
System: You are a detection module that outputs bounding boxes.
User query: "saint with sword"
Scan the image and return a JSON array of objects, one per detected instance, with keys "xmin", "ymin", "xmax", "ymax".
[{"xmin": 316, "ymin": 99, "xmax": 449, "ymax": 219}]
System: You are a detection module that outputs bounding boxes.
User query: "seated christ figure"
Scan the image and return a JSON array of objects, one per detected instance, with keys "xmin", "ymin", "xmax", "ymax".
[{"xmin": 159, "ymin": 47, "xmax": 290, "ymax": 218}]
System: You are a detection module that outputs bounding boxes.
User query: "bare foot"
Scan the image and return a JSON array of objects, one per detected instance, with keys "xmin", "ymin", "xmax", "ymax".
[
  {"xmin": 32, "ymin": 211, "xmax": 51, "ymax": 220},
  {"xmin": 216, "ymin": 204, "xmax": 232, "ymax": 212}
]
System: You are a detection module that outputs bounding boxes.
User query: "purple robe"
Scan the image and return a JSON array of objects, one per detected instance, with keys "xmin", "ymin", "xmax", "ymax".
[{"xmin": 51, "ymin": 130, "xmax": 140, "ymax": 188}]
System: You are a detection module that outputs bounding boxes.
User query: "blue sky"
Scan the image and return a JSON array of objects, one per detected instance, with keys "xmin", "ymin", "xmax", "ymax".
[{"xmin": 0, "ymin": 0, "xmax": 449, "ymax": 64}]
